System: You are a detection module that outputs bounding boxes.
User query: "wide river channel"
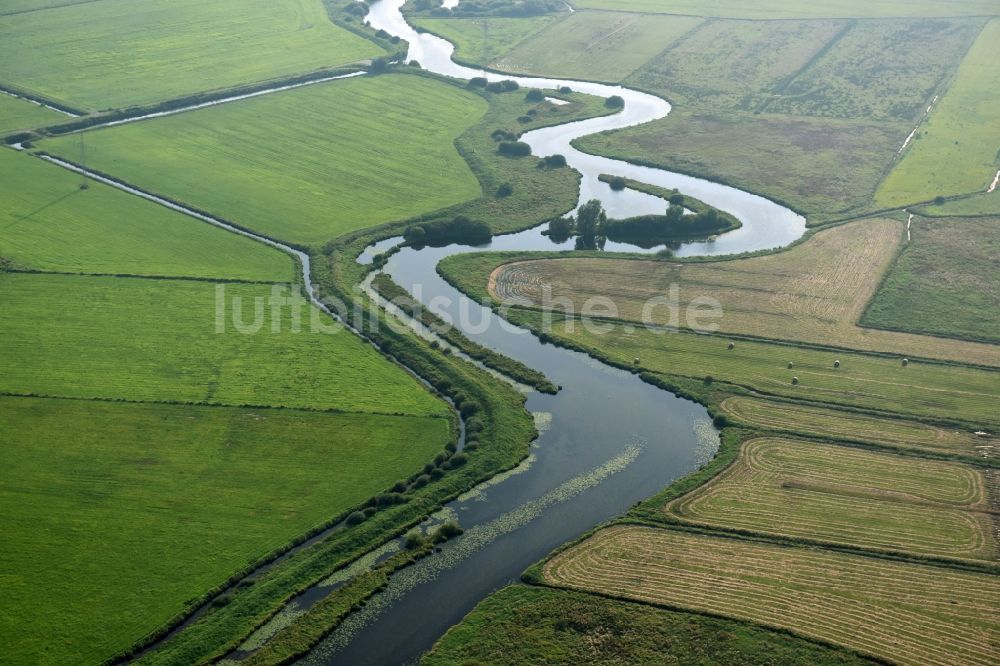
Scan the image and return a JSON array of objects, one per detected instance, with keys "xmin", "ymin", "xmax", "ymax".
[{"xmin": 282, "ymin": 1, "xmax": 808, "ymax": 664}]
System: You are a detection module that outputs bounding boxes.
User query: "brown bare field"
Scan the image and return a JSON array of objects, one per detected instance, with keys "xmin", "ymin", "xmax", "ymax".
[
  {"xmin": 543, "ymin": 526, "xmax": 1000, "ymax": 666},
  {"xmin": 720, "ymin": 396, "xmax": 996, "ymax": 460},
  {"xmin": 490, "ymin": 218, "xmax": 1000, "ymax": 367},
  {"xmin": 665, "ymin": 437, "xmax": 996, "ymax": 561}
]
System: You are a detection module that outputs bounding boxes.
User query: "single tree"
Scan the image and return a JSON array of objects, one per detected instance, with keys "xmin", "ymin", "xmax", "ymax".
[{"xmin": 576, "ymin": 199, "xmax": 607, "ymax": 238}]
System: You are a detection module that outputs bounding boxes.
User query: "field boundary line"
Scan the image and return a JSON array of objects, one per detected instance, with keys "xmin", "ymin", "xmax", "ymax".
[
  {"xmin": 0, "ymin": 391, "xmax": 452, "ymax": 421},
  {"xmin": 754, "ymin": 19, "xmax": 856, "ymax": 115},
  {"xmin": 516, "ymin": 305, "xmax": 1000, "ymax": 372},
  {"xmin": 661, "ymin": 436, "xmax": 999, "ymax": 566},
  {"xmin": 3, "ymin": 268, "xmax": 282, "ymax": 285}
]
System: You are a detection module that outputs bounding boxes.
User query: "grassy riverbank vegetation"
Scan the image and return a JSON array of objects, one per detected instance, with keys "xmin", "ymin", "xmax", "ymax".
[
  {"xmin": 0, "ymin": 0, "xmax": 381, "ymax": 110},
  {"xmin": 0, "ymin": 396, "xmax": 450, "ymax": 665},
  {"xmin": 410, "ymin": 15, "xmax": 556, "ymax": 68},
  {"xmin": 0, "ymin": 150, "xmax": 295, "ymax": 281},
  {"xmin": 862, "ymin": 216, "xmax": 1000, "ymax": 343},
  {"xmin": 41, "ymin": 74, "xmax": 487, "ymax": 245},
  {"xmin": 423, "ymin": 585, "xmax": 877, "ymax": 665},
  {"xmin": 399, "ymin": 83, "xmax": 613, "ymax": 235},
  {"xmin": 505, "ymin": 307, "xmax": 1000, "ymax": 426}
]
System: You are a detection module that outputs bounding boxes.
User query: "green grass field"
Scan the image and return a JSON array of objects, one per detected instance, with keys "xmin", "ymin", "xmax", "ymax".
[
  {"xmin": 667, "ymin": 437, "xmax": 995, "ymax": 560},
  {"xmin": 410, "ymin": 16, "xmax": 556, "ymax": 68},
  {"xmin": 424, "ymin": 585, "xmax": 876, "ymax": 665},
  {"xmin": 0, "ymin": 0, "xmax": 381, "ymax": 110},
  {"xmin": 0, "ymin": 395, "xmax": 449, "ymax": 665},
  {"xmin": 0, "ymin": 0, "xmax": 105, "ymax": 15},
  {"xmin": 544, "ymin": 526, "xmax": 1000, "ymax": 666},
  {"xmin": 0, "ymin": 93, "xmax": 62, "ymax": 133},
  {"xmin": 0, "ymin": 272, "xmax": 449, "ymax": 416},
  {"xmin": 876, "ymin": 20, "xmax": 1000, "ymax": 206},
  {"xmin": 505, "ymin": 308, "xmax": 1000, "ymax": 426},
  {"xmin": 0, "ymin": 150, "xmax": 294, "ymax": 280},
  {"xmin": 42, "ymin": 74, "xmax": 487, "ymax": 245},
  {"xmin": 863, "ymin": 216, "xmax": 1000, "ymax": 343},
  {"xmin": 719, "ymin": 396, "xmax": 995, "ymax": 459},
  {"xmin": 568, "ymin": 0, "xmax": 1000, "ymax": 19},
  {"xmin": 499, "ymin": 11, "xmax": 701, "ymax": 82},
  {"xmin": 917, "ymin": 190, "xmax": 1000, "ymax": 216}
]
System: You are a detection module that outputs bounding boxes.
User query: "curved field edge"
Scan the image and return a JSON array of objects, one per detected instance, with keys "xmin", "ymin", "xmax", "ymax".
[
  {"xmin": 475, "ymin": 219, "xmax": 1000, "ymax": 367},
  {"xmin": 422, "ymin": 585, "xmax": 878, "ymax": 665},
  {"xmin": 717, "ymin": 395, "xmax": 997, "ymax": 462},
  {"xmin": 663, "ymin": 436, "xmax": 997, "ymax": 563},
  {"xmin": 127, "ymin": 250, "xmax": 540, "ymax": 665},
  {"xmin": 435, "ymin": 251, "xmax": 1000, "ymax": 427},
  {"xmin": 540, "ymin": 525, "xmax": 1000, "ymax": 666},
  {"xmin": 11, "ymin": 75, "xmax": 619, "ymax": 663}
]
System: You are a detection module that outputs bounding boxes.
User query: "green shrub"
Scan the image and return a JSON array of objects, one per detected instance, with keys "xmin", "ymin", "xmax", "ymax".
[{"xmin": 498, "ymin": 141, "xmax": 532, "ymax": 157}]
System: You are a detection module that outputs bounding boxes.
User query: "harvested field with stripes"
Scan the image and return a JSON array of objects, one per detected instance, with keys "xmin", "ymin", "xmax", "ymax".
[
  {"xmin": 665, "ymin": 438, "xmax": 997, "ymax": 561},
  {"xmin": 543, "ymin": 526, "xmax": 1000, "ymax": 666},
  {"xmin": 487, "ymin": 219, "xmax": 1000, "ymax": 367},
  {"xmin": 719, "ymin": 396, "xmax": 996, "ymax": 460}
]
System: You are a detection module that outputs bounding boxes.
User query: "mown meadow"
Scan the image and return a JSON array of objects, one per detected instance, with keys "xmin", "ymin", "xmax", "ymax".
[
  {"xmin": 478, "ymin": 219, "xmax": 1000, "ymax": 366},
  {"xmin": 0, "ymin": 92, "xmax": 62, "ymax": 134},
  {"xmin": 42, "ymin": 74, "xmax": 488, "ymax": 245},
  {"xmin": 0, "ymin": 397, "xmax": 449, "ymax": 665},
  {"xmin": 719, "ymin": 396, "xmax": 994, "ymax": 460},
  {"xmin": 542, "ymin": 526, "xmax": 1000, "ymax": 666},
  {"xmin": 0, "ymin": 0, "xmax": 382, "ymax": 110},
  {"xmin": 667, "ymin": 437, "xmax": 995, "ymax": 561},
  {"xmin": 0, "ymin": 150, "xmax": 295, "ymax": 281}
]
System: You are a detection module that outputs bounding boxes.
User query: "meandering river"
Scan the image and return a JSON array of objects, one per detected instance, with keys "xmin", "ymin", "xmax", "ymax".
[
  {"xmin": 24, "ymin": 1, "xmax": 806, "ymax": 661},
  {"xmin": 284, "ymin": 1, "xmax": 807, "ymax": 664}
]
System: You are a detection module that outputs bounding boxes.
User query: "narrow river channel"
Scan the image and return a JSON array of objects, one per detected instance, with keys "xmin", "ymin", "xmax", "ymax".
[{"xmin": 283, "ymin": 1, "xmax": 808, "ymax": 664}]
